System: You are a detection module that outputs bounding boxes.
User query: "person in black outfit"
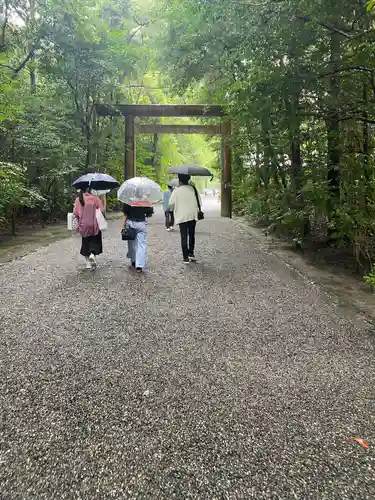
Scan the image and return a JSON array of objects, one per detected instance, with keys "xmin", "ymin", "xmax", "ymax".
[
  {"xmin": 121, "ymin": 203, "xmax": 153, "ymax": 272},
  {"xmin": 168, "ymin": 174, "xmax": 202, "ymax": 264}
]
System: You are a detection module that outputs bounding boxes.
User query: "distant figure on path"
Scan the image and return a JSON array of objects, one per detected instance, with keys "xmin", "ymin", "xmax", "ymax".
[
  {"xmin": 168, "ymin": 174, "xmax": 202, "ymax": 264},
  {"xmin": 121, "ymin": 203, "xmax": 154, "ymax": 273},
  {"xmin": 74, "ymin": 188, "xmax": 104, "ymax": 269},
  {"xmin": 163, "ymin": 185, "xmax": 174, "ymax": 231}
]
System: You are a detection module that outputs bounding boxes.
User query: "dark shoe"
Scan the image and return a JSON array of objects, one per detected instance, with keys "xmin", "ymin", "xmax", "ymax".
[
  {"xmin": 183, "ymin": 258, "xmax": 190, "ymax": 264},
  {"xmin": 136, "ymin": 267, "xmax": 143, "ymax": 273},
  {"xmin": 131, "ymin": 261, "xmax": 136, "ymax": 268},
  {"xmin": 188, "ymin": 254, "xmax": 196, "ymax": 262}
]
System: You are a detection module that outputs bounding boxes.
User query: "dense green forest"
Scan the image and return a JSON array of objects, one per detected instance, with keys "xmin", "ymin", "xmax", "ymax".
[
  {"xmin": 156, "ymin": 0, "xmax": 375, "ymax": 276},
  {"xmin": 2, "ymin": 0, "xmax": 375, "ymax": 277},
  {"xmin": 0, "ymin": 0, "xmax": 216, "ymax": 234}
]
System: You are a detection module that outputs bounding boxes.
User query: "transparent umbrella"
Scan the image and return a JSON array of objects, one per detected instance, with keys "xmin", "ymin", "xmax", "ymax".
[{"xmin": 117, "ymin": 177, "xmax": 163, "ymax": 206}]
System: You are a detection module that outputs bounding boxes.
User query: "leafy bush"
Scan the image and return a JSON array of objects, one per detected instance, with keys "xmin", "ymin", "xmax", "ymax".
[{"xmin": 0, "ymin": 163, "xmax": 46, "ymax": 234}]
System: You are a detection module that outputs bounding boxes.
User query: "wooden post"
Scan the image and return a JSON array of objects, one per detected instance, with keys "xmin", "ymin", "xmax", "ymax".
[
  {"xmin": 124, "ymin": 114, "xmax": 135, "ymax": 180},
  {"xmin": 221, "ymin": 121, "xmax": 232, "ymax": 218}
]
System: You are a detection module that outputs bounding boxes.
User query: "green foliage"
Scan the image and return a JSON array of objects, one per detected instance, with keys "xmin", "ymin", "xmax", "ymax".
[
  {"xmin": 0, "ymin": 0, "xmax": 217, "ymax": 234},
  {"xmin": 154, "ymin": 0, "xmax": 375, "ymax": 277},
  {"xmin": 0, "ymin": 162, "xmax": 45, "ymax": 231},
  {"xmin": 364, "ymin": 265, "xmax": 375, "ymax": 290}
]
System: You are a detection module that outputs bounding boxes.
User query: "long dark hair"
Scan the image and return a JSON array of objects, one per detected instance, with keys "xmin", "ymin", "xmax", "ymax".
[
  {"xmin": 78, "ymin": 186, "xmax": 92, "ymax": 206},
  {"xmin": 78, "ymin": 190, "xmax": 85, "ymax": 206},
  {"xmin": 178, "ymin": 174, "xmax": 191, "ymax": 185}
]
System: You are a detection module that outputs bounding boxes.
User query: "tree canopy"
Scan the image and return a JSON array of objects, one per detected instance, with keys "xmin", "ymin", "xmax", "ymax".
[
  {"xmin": 0, "ymin": 0, "xmax": 217, "ymax": 233},
  {"xmin": 154, "ymin": 0, "xmax": 375, "ymax": 271},
  {"xmin": 3, "ymin": 0, "xmax": 375, "ymax": 276}
]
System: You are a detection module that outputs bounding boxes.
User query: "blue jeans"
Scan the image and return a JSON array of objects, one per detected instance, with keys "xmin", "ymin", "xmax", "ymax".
[{"xmin": 126, "ymin": 220, "xmax": 148, "ymax": 269}]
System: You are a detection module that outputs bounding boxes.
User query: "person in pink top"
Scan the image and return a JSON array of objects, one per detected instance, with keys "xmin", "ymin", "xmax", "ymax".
[{"xmin": 73, "ymin": 188, "xmax": 104, "ymax": 269}]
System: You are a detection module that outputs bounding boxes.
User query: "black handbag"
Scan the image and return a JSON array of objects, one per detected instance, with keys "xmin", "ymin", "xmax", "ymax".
[
  {"xmin": 166, "ymin": 210, "xmax": 174, "ymax": 228},
  {"xmin": 192, "ymin": 185, "xmax": 204, "ymax": 220},
  {"xmin": 121, "ymin": 224, "xmax": 137, "ymax": 241}
]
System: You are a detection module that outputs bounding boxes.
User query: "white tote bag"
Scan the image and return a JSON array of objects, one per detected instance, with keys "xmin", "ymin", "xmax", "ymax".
[
  {"xmin": 96, "ymin": 209, "xmax": 108, "ymax": 231},
  {"xmin": 67, "ymin": 212, "xmax": 78, "ymax": 231}
]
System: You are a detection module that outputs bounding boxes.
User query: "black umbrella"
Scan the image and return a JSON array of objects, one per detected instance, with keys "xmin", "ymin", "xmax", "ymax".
[
  {"xmin": 72, "ymin": 173, "xmax": 120, "ymax": 191},
  {"xmin": 168, "ymin": 164, "xmax": 213, "ymax": 178}
]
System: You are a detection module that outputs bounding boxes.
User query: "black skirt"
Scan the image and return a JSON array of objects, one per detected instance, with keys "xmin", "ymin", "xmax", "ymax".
[{"xmin": 80, "ymin": 231, "xmax": 103, "ymax": 257}]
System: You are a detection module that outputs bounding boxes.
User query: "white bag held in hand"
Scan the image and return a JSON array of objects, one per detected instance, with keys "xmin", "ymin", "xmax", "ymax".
[
  {"xmin": 96, "ymin": 209, "xmax": 108, "ymax": 231},
  {"xmin": 67, "ymin": 212, "xmax": 78, "ymax": 231}
]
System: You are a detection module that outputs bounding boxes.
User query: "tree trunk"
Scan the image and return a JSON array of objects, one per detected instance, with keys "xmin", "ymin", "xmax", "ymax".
[
  {"xmin": 326, "ymin": 30, "xmax": 341, "ymax": 227},
  {"xmin": 151, "ymin": 133, "xmax": 159, "ymax": 180},
  {"xmin": 1, "ymin": 0, "xmax": 9, "ymax": 50},
  {"xmin": 29, "ymin": 0, "xmax": 36, "ymax": 92},
  {"xmin": 85, "ymin": 116, "xmax": 92, "ymax": 167},
  {"xmin": 363, "ymin": 80, "xmax": 370, "ymax": 182},
  {"xmin": 286, "ymin": 82, "xmax": 309, "ymax": 235},
  {"xmin": 260, "ymin": 110, "xmax": 279, "ymax": 188},
  {"xmin": 11, "ymin": 207, "xmax": 16, "ymax": 236},
  {"xmin": 287, "ymin": 91, "xmax": 302, "ymax": 191},
  {"xmin": 11, "ymin": 135, "xmax": 15, "ymax": 162},
  {"xmin": 255, "ymin": 141, "xmax": 261, "ymax": 187},
  {"xmin": 84, "ymin": 94, "xmax": 94, "ymax": 167},
  {"xmin": 235, "ymin": 152, "xmax": 245, "ymax": 186}
]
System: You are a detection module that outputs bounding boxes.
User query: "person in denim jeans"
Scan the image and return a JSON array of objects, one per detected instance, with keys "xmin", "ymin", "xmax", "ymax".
[{"xmin": 121, "ymin": 203, "xmax": 153, "ymax": 272}]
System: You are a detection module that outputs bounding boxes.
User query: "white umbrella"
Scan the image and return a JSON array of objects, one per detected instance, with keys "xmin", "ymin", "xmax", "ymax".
[{"xmin": 117, "ymin": 177, "xmax": 163, "ymax": 206}]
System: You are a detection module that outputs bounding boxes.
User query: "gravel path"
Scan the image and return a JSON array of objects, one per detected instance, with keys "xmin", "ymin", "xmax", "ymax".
[{"xmin": 1, "ymin": 200, "xmax": 374, "ymax": 499}]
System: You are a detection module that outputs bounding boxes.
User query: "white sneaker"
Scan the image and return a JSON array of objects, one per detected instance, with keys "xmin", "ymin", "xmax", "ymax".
[
  {"xmin": 89, "ymin": 253, "xmax": 97, "ymax": 269},
  {"xmin": 85, "ymin": 259, "xmax": 92, "ymax": 269}
]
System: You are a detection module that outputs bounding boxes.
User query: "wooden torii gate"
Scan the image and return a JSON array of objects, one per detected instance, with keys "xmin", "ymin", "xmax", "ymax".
[{"xmin": 96, "ymin": 104, "xmax": 232, "ymax": 218}]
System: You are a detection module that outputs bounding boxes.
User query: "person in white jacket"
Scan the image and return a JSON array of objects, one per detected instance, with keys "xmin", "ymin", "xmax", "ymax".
[{"xmin": 168, "ymin": 174, "xmax": 202, "ymax": 263}]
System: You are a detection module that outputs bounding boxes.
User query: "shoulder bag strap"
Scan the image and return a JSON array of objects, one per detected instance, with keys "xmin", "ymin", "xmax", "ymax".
[{"xmin": 191, "ymin": 185, "xmax": 201, "ymax": 211}]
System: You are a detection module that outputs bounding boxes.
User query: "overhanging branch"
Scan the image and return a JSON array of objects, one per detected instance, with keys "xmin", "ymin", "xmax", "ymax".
[
  {"xmin": 319, "ymin": 66, "xmax": 375, "ymax": 78},
  {"xmin": 296, "ymin": 15, "xmax": 357, "ymax": 39},
  {"xmin": 0, "ymin": 40, "xmax": 41, "ymax": 78}
]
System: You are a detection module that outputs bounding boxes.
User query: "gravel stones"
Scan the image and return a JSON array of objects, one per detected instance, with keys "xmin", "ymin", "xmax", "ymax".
[{"xmin": 0, "ymin": 202, "xmax": 374, "ymax": 499}]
